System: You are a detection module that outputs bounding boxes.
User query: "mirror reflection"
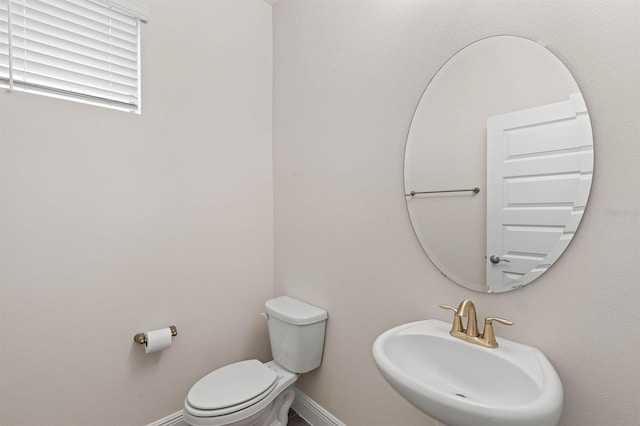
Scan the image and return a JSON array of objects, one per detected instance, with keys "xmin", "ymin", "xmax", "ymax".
[{"xmin": 404, "ymin": 36, "xmax": 594, "ymax": 293}]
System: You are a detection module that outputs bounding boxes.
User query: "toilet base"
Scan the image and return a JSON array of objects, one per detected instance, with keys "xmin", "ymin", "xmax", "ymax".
[{"xmin": 260, "ymin": 384, "xmax": 295, "ymax": 426}]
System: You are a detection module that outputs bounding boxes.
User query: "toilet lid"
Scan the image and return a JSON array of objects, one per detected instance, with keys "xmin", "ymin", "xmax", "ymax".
[{"xmin": 187, "ymin": 360, "xmax": 278, "ymax": 410}]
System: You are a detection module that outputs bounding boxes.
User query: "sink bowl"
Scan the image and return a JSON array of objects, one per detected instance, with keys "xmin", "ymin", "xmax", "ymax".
[{"xmin": 372, "ymin": 320, "xmax": 563, "ymax": 426}]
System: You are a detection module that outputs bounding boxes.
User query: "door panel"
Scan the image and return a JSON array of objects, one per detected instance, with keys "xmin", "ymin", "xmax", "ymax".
[{"xmin": 486, "ymin": 94, "xmax": 593, "ymax": 292}]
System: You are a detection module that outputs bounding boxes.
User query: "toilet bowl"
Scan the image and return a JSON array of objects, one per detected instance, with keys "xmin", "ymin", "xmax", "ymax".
[
  {"xmin": 183, "ymin": 360, "xmax": 297, "ymax": 426},
  {"xmin": 184, "ymin": 296, "xmax": 327, "ymax": 426}
]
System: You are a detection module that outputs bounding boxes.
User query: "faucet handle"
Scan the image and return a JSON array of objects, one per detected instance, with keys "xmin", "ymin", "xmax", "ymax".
[
  {"xmin": 486, "ymin": 317, "xmax": 514, "ymax": 326},
  {"xmin": 482, "ymin": 317, "xmax": 514, "ymax": 348},
  {"xmin": 439, "ymin": 304, "xmax": 463, "ymax": 333},
  {"xmin": 439, "ymin": 304, "xmax": 458, "ymax": 313}
]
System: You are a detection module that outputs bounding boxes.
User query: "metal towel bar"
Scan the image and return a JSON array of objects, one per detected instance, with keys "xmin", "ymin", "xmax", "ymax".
[{"xmin": 407, "ymin": 187, "xmax": 480, "ymax": 197}]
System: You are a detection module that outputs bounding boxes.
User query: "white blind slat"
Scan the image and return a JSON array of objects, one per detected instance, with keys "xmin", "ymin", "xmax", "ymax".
[
  {"xmin": 15, "ymin": 24, "xmax": 137, "ymax": 63},
  {"xmin": 13, "ymin": 32, "xmax": 137, "ymax": 70},
  {"xmin": 95, "ymin": 0, "xmax": 148, "ymax": 23},
  {"xmin": 3, "ymin": 0, "xmax": 142, "ymax": 112},
  {"xmin": 0, "ymin": 0, "xmax": 8, "ymax": 81},
  {"xmin": 12, "ymin": 60, "xmax": 138, "ymax": 98},
  {"xmin": 19, "ymin": 1, "xmax": 138, "ymax": 41},
  {"xmin": 13, "ymin": 71, "xmax": 136, "ymax": 104},
  {"xmin": 12, "ymin": 47, "xmax": 138, "ymax": 86},
  {"xmin": 44, "ymin": 0, "xmax": 139, "ymax": 30},
  {"xmin": 12, "ymin": 9, "xmax": 138, "ymax": 53}
]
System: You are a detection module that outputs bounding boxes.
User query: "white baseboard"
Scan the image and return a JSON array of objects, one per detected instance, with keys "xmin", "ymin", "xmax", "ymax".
[
  {"xmin": 291, "ymin": 387, "xmax": 346, "ymax": 426},
  {"xmin": 146, "ymin": 410, "xmax": 185, "ymax": 426},
  {"xmin": 146, "ymin": 388, "xmax": 344, "ymax": 426}
]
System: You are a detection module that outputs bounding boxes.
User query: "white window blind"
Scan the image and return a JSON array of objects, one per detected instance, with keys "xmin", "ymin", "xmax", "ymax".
[
  {"xmin": 0, "ymin": 0, "xmax": 147, "ymax": 113},
  {"xmin": 0, "ymin": 0, "xmax": 8, "ymax": 82}
]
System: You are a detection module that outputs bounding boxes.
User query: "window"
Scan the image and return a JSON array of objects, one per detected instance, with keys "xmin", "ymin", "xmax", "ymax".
[{"xmin": 0, "ymin": 0, "xmax": 148, "ymax": 113}]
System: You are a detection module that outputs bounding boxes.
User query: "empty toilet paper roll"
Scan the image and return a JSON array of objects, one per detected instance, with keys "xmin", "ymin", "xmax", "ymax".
[{"xmin": 144, "ymin": 328, "xmax": 173, "ymax": 353}]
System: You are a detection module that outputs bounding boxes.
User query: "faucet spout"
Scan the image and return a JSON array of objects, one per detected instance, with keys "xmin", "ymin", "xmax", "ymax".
[{"xmin": 456, "ymin": 299, "xmax": 479, "ymax": 337}]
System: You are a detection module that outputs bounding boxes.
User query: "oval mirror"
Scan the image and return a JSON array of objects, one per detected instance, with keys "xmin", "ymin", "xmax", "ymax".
[{"xmin": 404, "ymin": 36, "xmax": 594, "ymax": 293}]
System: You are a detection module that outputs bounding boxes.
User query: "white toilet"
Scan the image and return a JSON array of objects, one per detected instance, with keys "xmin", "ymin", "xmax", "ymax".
[{"xmin": 183, "ymin": 296, "xmax": 328, "ymax": 426}]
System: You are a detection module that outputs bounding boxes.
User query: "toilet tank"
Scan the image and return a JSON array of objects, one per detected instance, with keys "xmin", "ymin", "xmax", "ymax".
[{"xmin": 264, "ymin": 296, "xmax": 328, "ymax": 373}]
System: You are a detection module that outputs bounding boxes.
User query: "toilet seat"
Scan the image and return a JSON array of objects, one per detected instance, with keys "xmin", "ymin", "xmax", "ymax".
[
  {"xmin": 186, "ymin": 360, "xmax": 278, "ymax": 417},
  {"xmin": 184, "ymin": 360, "xmax": 299, "ymax": 426}
]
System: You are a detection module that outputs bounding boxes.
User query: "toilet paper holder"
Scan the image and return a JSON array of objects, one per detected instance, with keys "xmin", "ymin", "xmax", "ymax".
[{"xmin": 134, "ymin": 325, "xmax": 178, "ymax": 345}]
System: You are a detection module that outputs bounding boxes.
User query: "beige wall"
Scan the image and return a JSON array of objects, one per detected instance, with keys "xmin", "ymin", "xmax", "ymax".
[
  {"xmin": 0, "ymin": 1, "xmax": 273, "ymax": 425},
  {"xmin": 273, "ymin": 1, "xmax": 640, "ymax": 426}
]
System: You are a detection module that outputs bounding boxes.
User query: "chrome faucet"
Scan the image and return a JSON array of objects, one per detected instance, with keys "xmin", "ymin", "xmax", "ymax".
[{"xmin": 439, "ymin": 299, "xmax": 513, "ymax": 348}]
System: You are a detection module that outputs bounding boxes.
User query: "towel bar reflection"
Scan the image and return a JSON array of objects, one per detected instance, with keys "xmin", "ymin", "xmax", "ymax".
[
  {"xmin": 407, "ymin": 187, "xmax": 480, "ymax": 197},
  {"xmin": 133, "ymin": 325, "xmax": 177, "ymax": 344}
]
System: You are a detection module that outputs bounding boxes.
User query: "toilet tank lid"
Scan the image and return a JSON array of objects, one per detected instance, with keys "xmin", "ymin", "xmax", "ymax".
[{"xmin": 265, "ymin": 296, "xmax": 327, "ymax": 325}]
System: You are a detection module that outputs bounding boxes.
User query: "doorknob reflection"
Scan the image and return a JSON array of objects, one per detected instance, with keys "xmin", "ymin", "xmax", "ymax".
[{"xmin": 489, "ymin": 255, "xmax": 510, "ymax": 264}]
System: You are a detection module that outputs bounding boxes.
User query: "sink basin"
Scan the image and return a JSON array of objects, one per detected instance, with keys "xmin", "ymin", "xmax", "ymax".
[{"xmin": 372, "ymin": 320, "xmax": 563, "ymax": 426}]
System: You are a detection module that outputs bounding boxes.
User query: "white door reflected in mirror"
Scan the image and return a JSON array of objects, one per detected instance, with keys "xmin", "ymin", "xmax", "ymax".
[{"xmin": 485, "ymin": 93, "xmax": 593, "ymax": 292}]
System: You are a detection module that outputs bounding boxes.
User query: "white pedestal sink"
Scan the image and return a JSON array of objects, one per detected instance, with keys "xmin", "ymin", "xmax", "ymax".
[{"xmin": 372, "ymin": 320, "xmax": 563, "ymax": 426}]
